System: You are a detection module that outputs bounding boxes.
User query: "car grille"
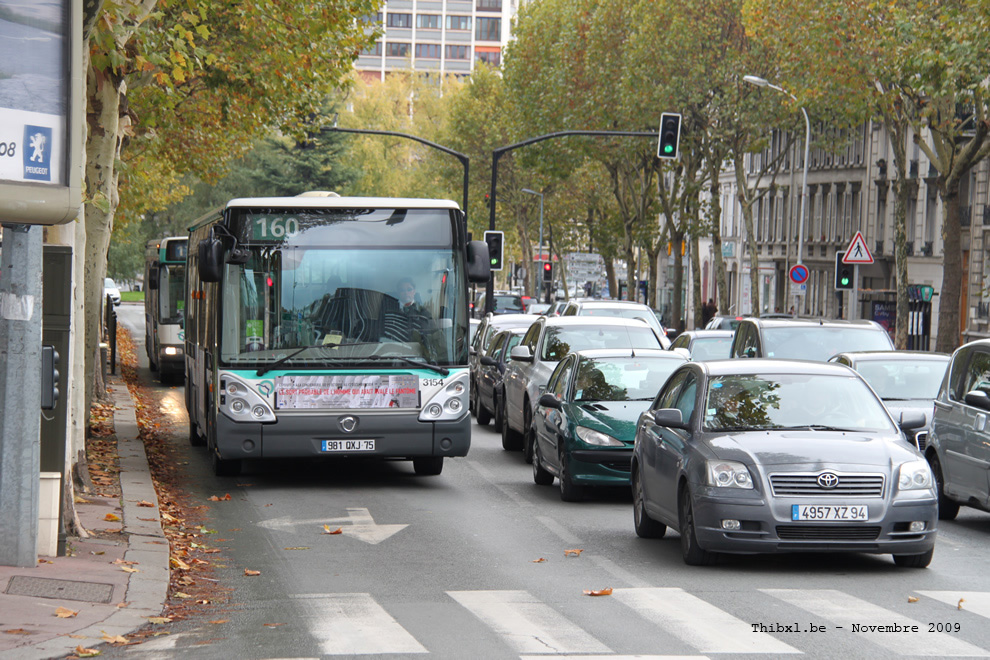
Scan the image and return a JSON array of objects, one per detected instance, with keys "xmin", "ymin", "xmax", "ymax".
[
  {"xmin": 776, "ymin": 525, "xmax": 881, "ymax": 541},
  {"xmin": 602, "ymin": 462, "xmax": 631, "ymax": 473},
  {"xmin": 769, "ymin": 473, "xmax": 885, "ymax": 497}
]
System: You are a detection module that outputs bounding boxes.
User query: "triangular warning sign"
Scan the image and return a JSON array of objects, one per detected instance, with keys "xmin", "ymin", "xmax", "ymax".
[{"xmin": 843, "ymin": 231, "xmax": 874, "ymax": 264}]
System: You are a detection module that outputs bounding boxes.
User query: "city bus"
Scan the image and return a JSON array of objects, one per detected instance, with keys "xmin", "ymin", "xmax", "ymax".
[
  {"xmin": 144, "ymin": 236, "xmax": 188, "ymax": 381},
  {"xmin": 184, "ymin": 194, "xmax": 490, "ymax": 476}
]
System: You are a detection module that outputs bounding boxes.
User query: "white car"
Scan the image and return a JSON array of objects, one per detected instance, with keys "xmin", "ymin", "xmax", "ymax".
[
  {"xmin": 501, "ymin": 316, "xmax": 666, "ymax": 461},
  {"xmin": 104, "ymin": 277, "xmax": 121, "ymax": 306}
]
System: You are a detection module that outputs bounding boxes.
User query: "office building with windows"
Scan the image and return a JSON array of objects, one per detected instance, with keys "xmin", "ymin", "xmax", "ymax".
[{"xmin": 355, "ymin": 0, "xmax": 523, "ymax": 81}]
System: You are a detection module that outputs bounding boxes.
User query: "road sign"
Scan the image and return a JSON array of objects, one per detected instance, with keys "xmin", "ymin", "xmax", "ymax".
[
  {"xmin": 788, "ymin": 264, "xmax": 809, "ymax": 285},
  {"xmin": 790, "ymin": 282, "xmax": 807, "ymax": 297},
  {"xmin": 843, "ymin": 231, "xmax": 874, "ymax": 264}
]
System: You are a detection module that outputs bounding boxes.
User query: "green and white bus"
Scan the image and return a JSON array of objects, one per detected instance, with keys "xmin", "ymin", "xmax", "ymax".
[
  {"xmin": 184, "ymin": 194, "xmax": 490, "ymax": 476},
  {"xmin": 144, "ymin": 236, "xmax": 188, "ymax": 381}
]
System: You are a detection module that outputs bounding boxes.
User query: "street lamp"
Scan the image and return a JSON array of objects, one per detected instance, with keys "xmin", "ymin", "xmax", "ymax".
[{"xmin": 521, "ymin": 188, "xmax": 545, "ymax": 301}]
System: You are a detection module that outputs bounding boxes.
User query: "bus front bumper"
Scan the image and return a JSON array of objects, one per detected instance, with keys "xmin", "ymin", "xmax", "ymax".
[{"xmin": 215, "ymin": 411, "xmax": 471, "ymax": 460}]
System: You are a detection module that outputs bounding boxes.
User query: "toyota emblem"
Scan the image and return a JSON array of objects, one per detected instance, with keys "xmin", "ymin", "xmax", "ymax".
[
  {"xmin": 817, "ymin": 472, "xmax": 840, "ymax": 489},
  {"xmin": 339, "ymin": 416, "xmax": 358, "ymax": 433}
]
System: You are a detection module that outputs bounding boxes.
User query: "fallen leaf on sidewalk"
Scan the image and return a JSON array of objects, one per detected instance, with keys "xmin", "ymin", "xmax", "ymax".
[
  {"xmin": 244, "ymin": 569, "xmax": 261, "ymax": 576},
  {"xmin": 38, "ymin": 559, "xmax": 53, "ymax": 564},
  {"xmin": 170, "ymin": 556, "xmax": 191, "ymax": 570},
  {"xmin": 138, "ymin": 517, "xmax": 157, "ymax": 522},
  {"xmin": 116, "ymin": 602, "xmax": 129, "ymax": 609},
  {"xmin": 564, "ymin": 549, "xmax": 583, "ymax": 557},
  {"xmin": 174, "ymin": 592, "xmax": 192, "ymax": 599},
  {"xmin": 55, "ymin": 606, "xmax": 79, "ymax": 618},
  {"xmin": 147, "ymin": 617, "xmax": 172, "ymax": 625},
  {"xmin": 264, "ymin": 623, "xmax": 286, "ymax": 627},
  {"xmin": 104, "ymin": 513, "xmax": 121, "ymax": 522},
  {"xmin": 209, "ymin": 619, "xmax": 229, "ymax": 625},
  {"xmin": 90, "ymin": 551, "xmax": 105, "ymax": 556},
  {"xmin": 323, "ymin": 525, "xmax": 343, "ymax": 535},
  {"xmin": 207, "ymin": 494, "xmax": 232, "ymax": 502},
  {"xmin": 68, "ymin": 634, "xmax": 87, "ymax": 639},
  {"xmin": 136, "ymin": 500, "xmax": 155, "ymax": 507},
  {"xmin": 2, "ymin": 628, "xmax": 34, "ymax": 635},
  {"xmin": 583, "ymin": 588, "xmax": 613, "ymax": 597},
  {"xmin": 101, "ymin": 633, "xmax": 130, "ymax": 644},
  {"xmin": 74, "ymin": 645, "xmax": 101, "ymax": 657},
  {"xmin": 161, "ymin": 512, "xmax": 179, "ymax": 523},
  {"xmin": 112, "ymin": 559, "xmax": 139, "ymax": 565},
  {"xmin": 908, "ymin": 596, "xmax": 919, "ymax": 603},
  {"xmin": 959, "ymin": 598, "xmax": 965, "ymax": 610},
  {"xmin": 120, "ymin": 566, "xmax": 140, "ymax": 573},
  {"xmin": 531, "ymin": 558, "xmax": 547, "ymax": 563}
]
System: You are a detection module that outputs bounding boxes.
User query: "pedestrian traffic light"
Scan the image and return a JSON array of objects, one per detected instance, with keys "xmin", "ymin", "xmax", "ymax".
[
  {"xmin": 835, "ymin": 252, "xmax": 853, "ymax": 290},
  {"xmin": 657, "ymin": 112, "xmax": 682, "ymax": 160},
  {"xmin": 484, "ymin": 230, "xmax": 504, "ymax": 271},
  {"xmin": 41, "ymin": 345, "xmax": 59, "ymax": 410},
  {"xmin": 542, "ymin": 261, "xmax": 553, "ymax": 283}
]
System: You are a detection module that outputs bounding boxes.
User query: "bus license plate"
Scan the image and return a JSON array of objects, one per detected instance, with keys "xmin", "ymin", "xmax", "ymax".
[
  {"xmin": 792, "ymin": 504, "xmax": 868, "ymax": 521},
  {"xmin": 322, "ymin": 440, "xmax": 375, "ymax": 452}
]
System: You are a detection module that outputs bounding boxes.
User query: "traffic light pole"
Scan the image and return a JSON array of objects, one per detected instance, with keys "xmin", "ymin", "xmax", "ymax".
[
  {"xmin": 486, "ymin": 130, "xmax": 657, "ymax": 315},
  {"xmin": 0, "ymin": 224, "xmax": 44, "ymax": 566}
]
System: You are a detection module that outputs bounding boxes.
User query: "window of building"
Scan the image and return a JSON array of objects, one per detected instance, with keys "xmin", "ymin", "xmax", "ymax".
[
  {"xmin": 476, "ymin": 17, "xmax": 501, "ymax": 41},
  {"xmin": 387, "ymin": 13, "xmax": 412, "ymax": 28},
  {"xmin": 362, "ymin": 42, "xmax": 382, "ymax": 56},
  {"xmin": 415, "ymin": 43, "xmax": 441, "ymax": 59},
  {"xmin": 477, "ymin": 0, "xmax": 502, "ymax": 10},
  {"xmin": 417, "ymin": 14, "xmax": 440, "ymax": 29},
  {"xmin": 387, "ymin": 42, "xmax": 410, "ymax": 57},
  {"xmin": 475, "ymin": 47, "xmax": 501, "ymax": 66},
  {"xmin": 445, "ymin": 45, "xmax": 469, "ymax": 60},
  {"xmin": 446, "ymin": 15, "xmax": 470, "ymax": 30}
]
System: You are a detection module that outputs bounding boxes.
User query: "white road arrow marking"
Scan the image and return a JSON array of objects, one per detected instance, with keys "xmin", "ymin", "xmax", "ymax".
[{"xmin": 257, "ymin": 507, "xmax": 408, "ymax": 545}]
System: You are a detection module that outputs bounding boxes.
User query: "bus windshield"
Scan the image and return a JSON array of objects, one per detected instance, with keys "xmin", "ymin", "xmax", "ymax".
[
  {"xmin": 158, "ymin": 263, "xmax": 186, "ymax": 325},
  {"xmin": 219, "ymin": 245, "xmax": 466, "ymax": 368}
]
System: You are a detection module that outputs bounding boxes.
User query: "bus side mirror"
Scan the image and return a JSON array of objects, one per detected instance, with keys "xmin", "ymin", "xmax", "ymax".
[
  {"xmin": 148, "ymin": 264, "xmax": 160, "ymax": 290},
  {"xmin": 466, "ymin": 240, "xmax": 491, "ymax": 283},
  {"xmin": 199, "ymin": 237, "xmax": 224, "ymax": 283}
]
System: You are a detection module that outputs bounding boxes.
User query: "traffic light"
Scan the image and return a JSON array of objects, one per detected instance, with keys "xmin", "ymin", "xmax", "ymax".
[
  {"xmin": 542, "ymin": 261, "xmax": 553, "ymax": 283},
  {"xmin": 835, "ymin": 252, "xmax": 853, "ymax": 290},
  {"xmin": 657, "ymin": 112, "xmax": 682, "ymax": 160},
  {"xmin": 41, "ymin": 345, "xmax": 59, "ymax": 410},
  {"xmin": 484, "ymin": 230, "xmax": 504, "ymax": 271}
]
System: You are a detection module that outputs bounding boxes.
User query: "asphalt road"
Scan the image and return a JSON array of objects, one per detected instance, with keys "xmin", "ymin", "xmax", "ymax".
[{"xmin": 112, "ymin": 303, "xmax": 990, "ymax": 659}]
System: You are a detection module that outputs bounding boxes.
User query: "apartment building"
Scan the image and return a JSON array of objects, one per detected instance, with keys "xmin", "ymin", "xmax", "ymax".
[
  {"xmin": 355, "ymin": 0, "xmax": 523, "ymax": 81},
  {"xmin": 700, "ymin": 121, "xmax": 990, "ymax": 343}
]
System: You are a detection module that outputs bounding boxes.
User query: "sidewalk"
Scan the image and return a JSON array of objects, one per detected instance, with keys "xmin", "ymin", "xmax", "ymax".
[{"xmin": 0, "ymin": 375, "xmax": 169, "ymax": 659}]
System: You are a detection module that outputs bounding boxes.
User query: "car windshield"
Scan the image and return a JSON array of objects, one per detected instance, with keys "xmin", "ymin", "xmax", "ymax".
[
  {"xmin": 762, "ymin": 327, "xmax": 893, "ymax": 361},
  {"xmin": 703, "ymin": 373, "xmax": 895, "ymax": 432},
  {"xmin": 691, "ymin": 337, "xmax": 733, "ymax": 361},
  {"xmin": 578, "ymin": 306, "xmax": 664, "ymax": 336},
  {"xmin": 493, "ymin": 295, "xmax": 524, "ymax": 312},
  {"xmin": 104, "ymin": 278, "xmax": 116, "ymax": 289},
  {"xmin": 855, "ymin": 358, "xmax": 949, "ymax": 400},
  {"xmin": 541, "ymin": 324, "xmax": 661, "ymax": 361},
  {"xmin": 574, "ymin": 356, "xmax": 682, "ymax": 402}
]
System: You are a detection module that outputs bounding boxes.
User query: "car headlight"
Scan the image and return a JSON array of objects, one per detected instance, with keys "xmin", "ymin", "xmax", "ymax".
[
  {"xmin": 707, "ymin": 460, "xmax": 754, "ymax": 489},
  {"xmin": 897, "ymin": 460, "xmax": 933, "ymax": 491},
  {"xmin": 575, "ymin": 426, "xmax": 624, "ymax": 447}
]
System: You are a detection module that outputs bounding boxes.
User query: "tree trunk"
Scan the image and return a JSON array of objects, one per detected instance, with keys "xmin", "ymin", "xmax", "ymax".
[
  {"xmin": 670, "ymin": 228, "xmax": 685, "ymax": 332},
  {"xmin": 733, "ymin": 153, "xmax": 760, "ymax": 317},
  {"xmin": 690, "ymin": 233, "xmax": 702, "ymax": 328},
  {"xmin": 646, "ymin": 245, "xmax": 659, "ymax": 308},
  {"xmin": 708, "ymin": 173, "xmax": 729, "ymax": 315},
  {"xmin": 84, "ymin": 68, "xmax": 126, "ymax": 410},
  {"xmin": 604, "ymin": 258, "xmax": 617, "ymax": 300},
  {"xmin": 935, "ymin": 179, "xmax": 963, "ymax": 352},
  {"xmin": 624, "ymin": 228, "xmax": 636, "ymax": 302}
]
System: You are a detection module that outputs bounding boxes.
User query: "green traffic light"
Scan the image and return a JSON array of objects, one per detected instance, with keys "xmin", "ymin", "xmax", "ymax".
[
  {"xmin": 840, "ymin": 277, "xmax": 850, "ymax": 286},
  {"xmin": 663, "ymin": 144, "xmax": 674, "ymax": 153},
  {"xmin": 491, "ymin": 258, "xmax": 497, "ymax": 265}
]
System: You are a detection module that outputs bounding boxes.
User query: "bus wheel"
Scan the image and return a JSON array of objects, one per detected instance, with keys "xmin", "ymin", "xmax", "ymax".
[
  {"xmin": 188, "ymin": 421, "xmax": 206, "ymax": 447},
  {"xmin": 413, "ymin": 457, "xmax": 443, "ymax": 476}
]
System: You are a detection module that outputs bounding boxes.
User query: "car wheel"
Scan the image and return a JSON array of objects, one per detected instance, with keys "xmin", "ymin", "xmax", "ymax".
[
  {"xmin": 413, "ymin": 457, "xmax": 444, "ymax": 476},
  {"xmin": 477, "ymin": 400, "xmax": 491, "ymax": 426},
  {"xmin": 679, "ymin": 487, "xmax": 717, "ymax": 566},
  {"xmin": 893, "ymin": 547, "xmax": 934, "ymax": 568},
  {"xmin": 558, "ymin": 448, "xmax": 584, "ymax": 502},
  {"xmin": 928, "ymin": 453, "xmax": 959, "ymax": 521},
  {"xmin": 501, "ymin": 411, "xmax": 523, "ymax": 451},
  {"xmin": 532, "ymin": 440, "xmax": 554, "ymax": 486},
  {"xmin": 523, "ymin": 403, "xmax": 535, "ymax": 464},
  {"xmin": 632, "ymin": 469, "xmax": 666, "ymax": 539}
]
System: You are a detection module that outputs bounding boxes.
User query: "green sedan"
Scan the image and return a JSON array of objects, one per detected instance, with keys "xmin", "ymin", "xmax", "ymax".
[{"xmin": 531, "ymin": 348, "xmax": 687, "ymax": 501}]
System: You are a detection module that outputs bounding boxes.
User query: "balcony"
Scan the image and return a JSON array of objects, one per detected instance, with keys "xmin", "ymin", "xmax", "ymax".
[
  {"xmin": 905, "ymin": 241, "xmax": 914, "ymax": 256},
  {"xmin": 920, "ymin": 241, "xmax": 934, "ymax": 257}
]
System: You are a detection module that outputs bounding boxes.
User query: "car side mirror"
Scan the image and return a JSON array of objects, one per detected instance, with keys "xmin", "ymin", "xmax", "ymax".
[
  {"xmin": 480, "ymin": 355, "xmax": 496, "ymax": 367},
  {"xmin": 198, "ymin": 236, "xmax": 224, "ymax": 283},
  {"xmin": 897, "ymin": 411, "xmax": 927, "ymax": 431},
  {"xmin": 510, "ymin": 345, "xmax": 534, "ymax": 362},
  {"xmin": 652, "ymin": 408, "xmax": 688, "ymax": 429},
  {"xmin": 466, "ymin": 240, "xmax": 491, "ymax": 283},
  {"xmin": 538, "ymin": 393, "xmax": 562, "ymax": 410},
  {"xmin": 469, "ymin": 346, "xmax": 477, "ymax": 356},
  {"xmin": 671, "ymin": 347, "xmax": 691, "ymax": 360},
  {"xmin": 964, "ymin": 390, "xmax": 990, "ymax": 411},
  {"xmin": 148, "ymin": 264, "xmax": 160, "ymax": 290}
]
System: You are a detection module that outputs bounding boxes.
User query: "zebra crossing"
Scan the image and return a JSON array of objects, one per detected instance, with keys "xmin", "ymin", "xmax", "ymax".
[{"xmin": 284, "ymin": 587, "xmax": 990, "ymax": 657}]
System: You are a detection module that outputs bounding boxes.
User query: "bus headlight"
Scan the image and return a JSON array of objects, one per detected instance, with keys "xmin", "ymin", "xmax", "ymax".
[
  {"xmin": 419, "ymin": 371, "xmax": 469, "ymax": 422},
  {"xmin": 219, "ymin": 374, "xmax": 276, "ymax": 423}
]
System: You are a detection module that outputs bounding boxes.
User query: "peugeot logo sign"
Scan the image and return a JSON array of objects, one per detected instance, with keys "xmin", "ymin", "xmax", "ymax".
[
  {"xmin": 817, "ymin": 472, "xmax": 840, "ymax": 489},
  {"xmin": 339, "ymin": 416, "xmax": 358, "ymax": 433}
]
